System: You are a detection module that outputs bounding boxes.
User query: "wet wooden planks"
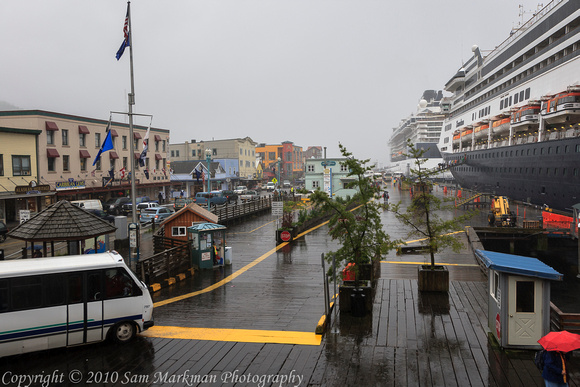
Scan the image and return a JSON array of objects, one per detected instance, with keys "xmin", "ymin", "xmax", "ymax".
[{"xmin": 102, "ymin": 280, "xmax": 580, "ymax": 386}]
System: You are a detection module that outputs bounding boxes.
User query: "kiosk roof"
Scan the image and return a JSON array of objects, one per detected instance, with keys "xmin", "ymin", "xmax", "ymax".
[{"xmin": 475, "ymin": 249, "xmax": 563, "ymax": 281}]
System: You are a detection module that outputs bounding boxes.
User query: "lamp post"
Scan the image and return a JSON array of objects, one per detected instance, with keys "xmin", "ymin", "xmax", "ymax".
[
  {"xmin": 277, "ymin": 157, "xmax": 281, "ymax": 189},
  {"xmin": 205, "ymin": 149, "xmax": 212, "ymax": 210}
]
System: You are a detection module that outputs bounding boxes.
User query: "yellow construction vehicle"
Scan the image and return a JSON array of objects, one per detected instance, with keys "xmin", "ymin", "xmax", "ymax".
[{"xmin": 488, "ymin": 196, "xmax": 517, "ymax": 227}]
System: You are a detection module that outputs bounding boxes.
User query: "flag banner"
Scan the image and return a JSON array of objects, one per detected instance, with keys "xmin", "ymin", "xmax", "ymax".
[
  {"xmin": 144, "ymin": 169, "xmax": 149, "ymax": 179},
  {"xmin": 108, "ymin": 167, "xmax": 115, "ymax": 180},
  {"xmin": 194, "ymin": 168, "xmax": 201, "ymax": 182},
  {"xmin": 93, "ymin": 120, "xmax": 114, "ymax": 166},
  {"xmin": 139, "ymin": 124, "xmax": 150, "ymax": 167},
  {"xmin": 120, "ymin": 167, "xmax": 126, "ymax": 179},
  {"xmin": 116, "ymin": 4, "xmax": 130, "ymax": 60}
]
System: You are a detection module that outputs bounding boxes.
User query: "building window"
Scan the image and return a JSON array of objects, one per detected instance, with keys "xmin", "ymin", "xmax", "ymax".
[
  {"xmin": 213, "ymin": 148, "xmax": 217, "ymax": 156},
  {"xmin": 171, "ymin": 150, "xmax": 175, "ymax": 158},
  {"xmin": 48, "ymin": 157, "xmax": 55, "ymax": 172},
  {"xmin": 47, "ymin": 131, "xmax": 54, "ymax": 145},
  {"xmin": 79, "ymin": 133, "xmax": 86, "ymax": 147},
  {"xmin": 62, "ymin": 129, "xmax": 69, "ymax": 146},
  {"xmin": 80, "ymin": 158, "xmax": 87, "ymax": 171},
  {"xmin": 123, "ymin": 157, "xmax": 128, "ymax": 170},
  {"xmin": 122, "ymin": 136, "xmax": 127, "ymax": 150},
  {"xmin": 95, "ymin": 159, "xmax": 101, "ymax": 171},
  {"xmin": 134, "ymin": 139, "xmax": 139, "ymax": 151},
  {"xmin": 312, "ymin": 181, "xmax": 319, "ymax": 189},
  {"xmin": 172, "ymin": 226, "xmax": 186, "ymax": 236},
  {"xmin": 269, "ymin": 152, "xmax": 276, "ymax": 160},
  {"xmin": 156, "ymin": 141, "xmax": 159, "ymax": 152},
  {"xmin": 155, "ymin": 159, "xmax": 160, "ymax": 170},
  {"xmin": 0, "ymin": 155, "xmax": 3, "ymax": 176},
  {"xmin": 307, "ymin": 165, "xmax": 314, "ymax": 172},
  {"xmin": 162, "ymin": 140, "xmax": 166, "ymax": 152},
  {"xmin": 12, "ymin": 155, "xmax": 31, "ymax": 176},
  {"xmin": 240, "ymin": 149, "xmax": 243, "ymax": 155},
  {"xmin": 63, "ymin": 155, "xmax": 70, "ymax": 172},
  {"xmin": 340, "ymin": 164, "xmax": 348, "ymax": 172}
]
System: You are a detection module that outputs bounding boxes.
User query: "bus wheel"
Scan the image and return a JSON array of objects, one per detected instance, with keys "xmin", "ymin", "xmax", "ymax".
[{"xmin": 112, "ymin": 322, "xmax": 136, "ymax": 343}]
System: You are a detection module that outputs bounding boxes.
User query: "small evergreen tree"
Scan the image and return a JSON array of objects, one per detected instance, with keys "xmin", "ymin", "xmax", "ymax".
[
  {"xmin": 389, "ymin": 140, "xmax": 473, "ymax": 267},
  {"xmin": 310, "ymin": 144, "xmax": 398, "ymax": 286}
]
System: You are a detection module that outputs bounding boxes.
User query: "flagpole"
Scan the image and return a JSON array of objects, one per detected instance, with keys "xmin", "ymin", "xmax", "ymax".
[{"xmin": 126, "ymin": 0, "xmax": 139, "ymax": 268}]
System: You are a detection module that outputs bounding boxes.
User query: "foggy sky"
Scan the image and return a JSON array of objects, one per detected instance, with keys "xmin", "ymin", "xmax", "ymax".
[{"xmin": 0, "ymin": 0, "xmax": 543, "ymax": 166}]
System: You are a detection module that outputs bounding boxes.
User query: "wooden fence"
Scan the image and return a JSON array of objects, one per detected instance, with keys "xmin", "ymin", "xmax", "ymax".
[
  {"xmin": 211, "ymin": 196, "xmax": 272, "ymax": 224},
  {"xmin": 137, "ymin": 239, "xmax": 191, "ymax": 285},
  {"xmin": 550, "ymin": 302, "xmax": 580, "ymax": 334}
]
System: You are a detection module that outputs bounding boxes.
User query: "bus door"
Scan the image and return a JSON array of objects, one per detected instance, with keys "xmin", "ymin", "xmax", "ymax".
[{"xmin": 66, "ymin": 271, "xmax": 104, "ymax": 346}]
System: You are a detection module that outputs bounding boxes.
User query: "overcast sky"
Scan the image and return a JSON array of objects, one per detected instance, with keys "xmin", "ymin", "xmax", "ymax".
[{"xmin": 1, "ymin": 0, "xmax": 543, "ymax": 167}]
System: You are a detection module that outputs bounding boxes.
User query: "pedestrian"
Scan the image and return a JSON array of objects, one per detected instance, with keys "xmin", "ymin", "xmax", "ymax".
[
  {"xmin": 383, "ymin": 191, "xmax": 389, "ymax": 204},
  {"xmin": 158, "ymin": 191, "xmax": 163, "ymax": 204},
  {"xmin": 541, "ymin": 350, "xmax": 569, "ymax": 386}
]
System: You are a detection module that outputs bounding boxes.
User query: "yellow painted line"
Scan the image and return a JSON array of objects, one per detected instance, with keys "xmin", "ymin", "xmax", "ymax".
[
  {"xmin": 381, "ymin": 260, "xmax": 478, "ymax": 267},
  {"xmin": 228, "ymin": 219, "xmax": 278, "ymax": 234},
  {"xmin": 403, "ymin": 230, "xmax": 464, "ymax": 245},
  {"xmin": 140, "ymin": 326, "xmax": 322, "ymax": 346}
]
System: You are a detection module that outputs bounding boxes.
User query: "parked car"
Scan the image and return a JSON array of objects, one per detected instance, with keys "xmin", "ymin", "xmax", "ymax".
[
  {"xmin": 283, "ymin": 180, "xmax": 292, "ymax": 188},
  {"xmin": 122, "ymin": 196, "xmax": 154, "ymax": 215},
  {"xmin": 139, "ymin": 207, "xmax": 173, "ymax": 223},
  {"xmin": 0, "ymin": 221, "xmax": 8, "ymax": 242},
  {"xmin": 71, "ymin": 199, "xmax": 103, "ymax": 211},
  {"xmin": 193, "ymin": 191, "xmax": 228, "ymax": 206},
  {"xmin": 266, "ymin": 182, "xmax": 276, "ymax": 191},
  {"xmin": 136, "ymin": 202, "xmax": 160, "ymax": 214},
  {"xmin": 234, "ymin": 186, "xmax": 247, "ymax": 195},
  {"xmin": 174, "ymin": 198, "xmax": 194, "ymax": 210},
  {"xmin": 240, "ymin": 190, "xmax": 260, "ymax": 202},
  {"xmin": 103, "ymin": 197, "xmax": 131, "ymax": 215},
  {"xmin": 220, "ymin": 190, "xmax": 238, "ymax": 203},
  {"xmin": 85, "ymin": 209, "xmax": 115, "ymax": 224}
]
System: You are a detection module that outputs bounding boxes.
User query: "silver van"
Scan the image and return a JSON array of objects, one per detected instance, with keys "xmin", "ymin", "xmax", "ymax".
[{"xmin": 71, "ymin": 199, "xmax": 103, "ymax": 211}]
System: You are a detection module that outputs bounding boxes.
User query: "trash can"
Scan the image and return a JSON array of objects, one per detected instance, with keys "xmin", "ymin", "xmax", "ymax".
[{"xmin": 224, "ymin": 246, "xmax": 232, "ymax": 265}]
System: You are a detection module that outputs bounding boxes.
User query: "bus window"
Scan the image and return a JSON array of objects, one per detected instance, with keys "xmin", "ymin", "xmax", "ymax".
[
  {"xmin": 105, "ymin": 268, "xmax": 142, "ymax": 298},
  {"xmin": 0, "ymin": 279, "xmax": 7, "ymax": 312},
  {"xmin": 87, "ymin": 272, "xmax": 102, "ymax": 301},
  {"xmin": 44, "ymin": 274, "xmax": 65, "ymax": 307},
  {"xmin": 68, "ymin": 274, "xmax": 82, "ymax": 304},
  {"xmin": 11, "ymin": 277, "xmax": 42, "ymax": 311}
]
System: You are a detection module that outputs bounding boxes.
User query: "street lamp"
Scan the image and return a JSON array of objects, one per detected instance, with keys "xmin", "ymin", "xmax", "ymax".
[
  {"xmin": 277, "ymin": 157, "xmax": 281, "ymax": 189},
  {"xmin": 205, "ymin": 149, "xmax": 212, "ymax": 210}
]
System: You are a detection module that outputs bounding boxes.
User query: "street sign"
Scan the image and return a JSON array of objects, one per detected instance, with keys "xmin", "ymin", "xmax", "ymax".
[
  {"xmin": 272, "ymin": 178, "xmax": 278, "ymax": 183},
  {"xmin": 321, "ymin": 161, "xmax": 336, "ymax": 167},
  {"xmin": 280, "ymin": 230, "xmax": 292, "ymax": 242},
  {"xmin": 19, "ymin": 210, "xmax": 30, "ymax": 224},
  {"xmin": 128, "ymin": 222, "xmax": 139, "ymax": 248}
]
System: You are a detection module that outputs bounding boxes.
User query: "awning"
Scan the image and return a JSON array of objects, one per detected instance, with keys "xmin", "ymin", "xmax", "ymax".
[
  {"xmin": 45, "ymin": 121, "xmax": 59, "ymax": 131},
  {"xmin": 78, "ymin": 125, "xmax": 90, "ymax": 134},
  {"xmin": 79, "ymin": 150, "xmax": 91, "ymax": 158},
  {"xmin": 109, "ymin": 151, "xmax": 119, "ymax": 159},
  {"xmin": 110, "ymin": 129, "xmax": 118, "ymax": 137},
  {"xmin": 154, "ymin": 134, "xmax": 162, "ymax": 141},
  {"xmin": 155, "ymin": 154, "xmax": 163, "ymax": 160},
  {"xmin": 134, "ymin": 132, "xmax": 142, "ymax": 139},
  {"xmin": 47, "ymin": 148, "xmax": 60, "ymax": 158}
]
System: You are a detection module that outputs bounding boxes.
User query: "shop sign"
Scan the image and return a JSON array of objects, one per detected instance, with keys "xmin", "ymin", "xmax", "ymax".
[
  {"xmin": 55, "ymin": 179, "xmax": 85, "ymax": 191},
  {"xmin": 14, "ymin": 184, "xmax": 52, "ymax": 194},
  {"xmin": 102, "ymin": 177, "xmax": 139, "ymax": 187}
]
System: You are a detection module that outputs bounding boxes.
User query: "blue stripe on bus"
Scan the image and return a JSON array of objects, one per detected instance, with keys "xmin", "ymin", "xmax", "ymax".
[{"xmin": 0, "ymin": 314, "xmax": 142, "ymax": 342}]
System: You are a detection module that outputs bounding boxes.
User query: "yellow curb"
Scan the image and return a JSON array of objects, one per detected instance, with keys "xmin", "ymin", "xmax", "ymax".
[
  {"xmin": 150, "ymin": 283, "xmax": 161, "ymax": 292},
  {"xmin": 176, "ymin": 273, "xmax": 186, "ymax": 281},
  {"xmin": 315, "ymin": 315, "xmax": 327, "ymax": 334},
  {"xmin": 164, "ymin": 277, "xmax": 176, "ymax": 286}
]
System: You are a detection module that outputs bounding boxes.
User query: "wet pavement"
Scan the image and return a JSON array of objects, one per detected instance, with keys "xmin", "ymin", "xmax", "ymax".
[{"xmin": 2, "ymin": 185, "xmax": 580, "ymax": 386}]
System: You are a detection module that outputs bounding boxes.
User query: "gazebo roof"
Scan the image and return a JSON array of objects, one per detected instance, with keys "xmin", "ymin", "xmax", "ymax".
[{"xmin": 7, "ymin": 200, "xmax": 116, "ymax": 242}]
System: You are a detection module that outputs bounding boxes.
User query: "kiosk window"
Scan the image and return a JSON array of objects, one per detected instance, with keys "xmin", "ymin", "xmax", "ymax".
[{"xmin": 516, "ymin": 281, "xmax": 535, "ymax": 313}]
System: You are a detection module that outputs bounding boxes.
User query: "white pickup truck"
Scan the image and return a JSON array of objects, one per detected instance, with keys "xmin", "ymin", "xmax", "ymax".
[
  {"xmin": 234, "ymin": 186, "xmax": 247, "ymax": 195},
  {"xmin": 240, "ymin": 190, "xmax": 260, "ymax": 202}
]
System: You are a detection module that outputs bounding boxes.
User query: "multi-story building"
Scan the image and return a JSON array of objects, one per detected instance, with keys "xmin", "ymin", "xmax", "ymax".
[
  {"xmin": 168, "ymin": 137, "xmax": 258, "ymax": 187},
  {"xmin": 0, "ymin": 110, "xmax": 170, "ymax": 219},
  {"xmin": 304, "ymin": 146, "xmax": 323, "ymax": 160},
  {"xmin": 256, "ymin": 141, "xmax": 304, "ymax": 183},
  {"xmin": 304, "ymin": 157, "xmax": 356, "ymax": 199}
]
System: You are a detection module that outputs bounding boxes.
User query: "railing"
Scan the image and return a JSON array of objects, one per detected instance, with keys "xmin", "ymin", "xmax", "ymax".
[
  {"xmin": 211, "ymin": 196, "xmax": 272, "ymax": 224},
  {"xmin": 550, "ymin": 302, "xmax": 580, "ymax": 334},
  {"xmin": 137, "ymin": 240, "xmax": 191, "ymax": 285}
]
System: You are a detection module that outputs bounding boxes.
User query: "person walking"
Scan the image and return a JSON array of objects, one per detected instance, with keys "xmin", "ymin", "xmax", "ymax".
[
  {"xmin": 382, "ymin": 191, "xmax": 389, "ymax": 204},
  {"xmin": 542, "ymin": 350, "xmax": 569, "ymax": 387}
]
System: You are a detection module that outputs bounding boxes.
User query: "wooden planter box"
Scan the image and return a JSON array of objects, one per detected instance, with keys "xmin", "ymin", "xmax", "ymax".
[
  {"xmin": 339, "ymin": 258, "xmax": 381, "ymax": 313},
  {"xmin": 418, "ymin": 265, "xmax": 449, "ymax": 292}
]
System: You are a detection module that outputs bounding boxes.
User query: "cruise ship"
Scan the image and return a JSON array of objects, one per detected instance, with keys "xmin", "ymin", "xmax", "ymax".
[
  {"xmin": 388, "ymin": 90, "xmax": 451, "ymax": 179},
  {"xmin": 438, "ymin": 0, "xmax": 580, "ymax": 212}
]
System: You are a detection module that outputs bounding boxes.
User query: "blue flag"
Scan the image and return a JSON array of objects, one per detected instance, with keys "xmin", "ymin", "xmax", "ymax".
[
  {"xmin": 116, "ymin": 5, "xmax": 130, "ymax": 60},
  {"xmin": 93, "ymin": 130, "xmax": 114, "ymax": 166}
]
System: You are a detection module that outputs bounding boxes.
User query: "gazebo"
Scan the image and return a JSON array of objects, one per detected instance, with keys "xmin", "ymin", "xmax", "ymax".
[{"xmin": 7, "ymin": 200, "xmax": 116, "ymax": 258}]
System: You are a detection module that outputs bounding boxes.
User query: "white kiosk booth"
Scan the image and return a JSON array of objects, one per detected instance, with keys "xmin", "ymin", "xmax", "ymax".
[{"xmin": 475, "ymin": 249, "xmax": 563, "ymax": 349}]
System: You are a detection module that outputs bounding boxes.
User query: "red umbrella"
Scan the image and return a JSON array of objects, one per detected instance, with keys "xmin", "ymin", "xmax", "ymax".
[{"xmin": 538, "ymin": 331, "xmax": 580, "ymax": 352}]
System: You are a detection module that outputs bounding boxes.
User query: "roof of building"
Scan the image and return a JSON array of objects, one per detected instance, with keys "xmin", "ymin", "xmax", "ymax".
[
  {"xmin": 160, "ymin": 202, "xmax": 218, "ymax": 226},
  {"xmin": 474, "ymin": 249, "xmax": 563, "ymax": 281},
  {"xmin": 7, "ymin": 200, "xmax": 116, "ymax": 241}
]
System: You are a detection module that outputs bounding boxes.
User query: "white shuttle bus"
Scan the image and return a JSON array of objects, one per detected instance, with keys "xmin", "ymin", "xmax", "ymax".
[{"xmin": 0, "ymin": 251, "xmax": 154, "ymax": 357}]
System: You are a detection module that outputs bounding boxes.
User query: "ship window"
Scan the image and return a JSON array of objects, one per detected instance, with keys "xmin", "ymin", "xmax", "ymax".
[
  {"xmin": 565, "ymin": 145, "xmax": 569, "ymax": 153},
  {"xmin": 525, "ymin": 88, "xmax": 530, "ymax": 99},
  {"xmin": 556, "ymin": 146, "xmax": 560, "ymax": 154},
  {"xmin": 548, "ymin": 147, "xmax": 552, "ymax": 154},
  {"xmin": 554, "ymin": 168, "xmax": 558, "ymax": 175},
  {"xmin": 527, "ymin": 149, "xmax": 530, "ymax": 156},
  {"xmin": 541, "ymin": 148, "xmax": 545, "ymax": 155},
  {"xmin": 575, "ymin": 168, "xmax": 578, "ymax": 177},
  {"xmin": 531, "ymin": 168, "xmax": 535, "ymax": 174},
  {"xmin": 538, "ymin": 168, "xmax": 542, "ymax": 175},
  {"xmin": 563, "ymin": 168, "xmax": 566, "ymax": 176},
  {"xmin": 576, "ymin": 145, "xmax": 580, "ymax": 153},
  {"xmin": 514, "ymin": 93, "xmax": 519, "ymax": 104},
  {"xmin": 541, "ymin": 187, "xmax": 546, "ymax": 195},
  {"xmin": 520, "ymin": 91, "xmax": 524, "ymax": 101},
  {"xmin": 526, "ymin": 168, "xmax": 529, "ymax": 174},
  {"xmin": 533, "ymin": 149, "xmax": 537, "ymax": 155}
]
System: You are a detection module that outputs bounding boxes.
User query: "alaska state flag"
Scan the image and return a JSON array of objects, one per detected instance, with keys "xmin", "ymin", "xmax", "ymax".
[
  {"xmin": 116, "ymin": 4, "xmax": 130, "ymax": 60},
  {"xmin": 93, "ymin": 129, "xmax": 114, "ymax": 166}
]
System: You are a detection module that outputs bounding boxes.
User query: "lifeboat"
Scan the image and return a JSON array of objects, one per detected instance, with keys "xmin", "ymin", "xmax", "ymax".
[
  {"xmin": 474, "ymin": 123, "xmax": 490, "ymax": 139},
  {"xmin": 511, "ymin": 103, "xmax": 541, "ymax": 131},
  {"xmin": 540, "ymin": 86, "xmax": 580, "ymax": 125},
  {"xmin": 491, "ymin": 117, "xmax": 510, "ymax": 135},
  {"xmin": 452, "ymin": 130, "xmax": 461, "ymax": 143}
]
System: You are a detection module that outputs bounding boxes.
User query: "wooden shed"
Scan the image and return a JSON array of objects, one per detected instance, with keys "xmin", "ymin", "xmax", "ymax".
[{"xmin": 158, "ymin": 203, "xmax": 217, "ymax": 241}]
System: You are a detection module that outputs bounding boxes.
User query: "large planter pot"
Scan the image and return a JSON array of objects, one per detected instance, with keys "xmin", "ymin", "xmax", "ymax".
[
  {"xmin": 339, "ymin": 284, "xmax": 374, "ymax": 315},
  {"xmin": 418, "ymin": 265, "xmax": 449, "ymax": 292}
]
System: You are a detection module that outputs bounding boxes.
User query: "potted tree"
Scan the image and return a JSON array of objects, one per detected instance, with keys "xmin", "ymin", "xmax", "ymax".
[
  {"xmin": 310, "ymin": 144, "xmax": 398, "ymax": 316},
  {"xmin": 389, "ymin": 140, "xmax": 473, "ymax": 292}
]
